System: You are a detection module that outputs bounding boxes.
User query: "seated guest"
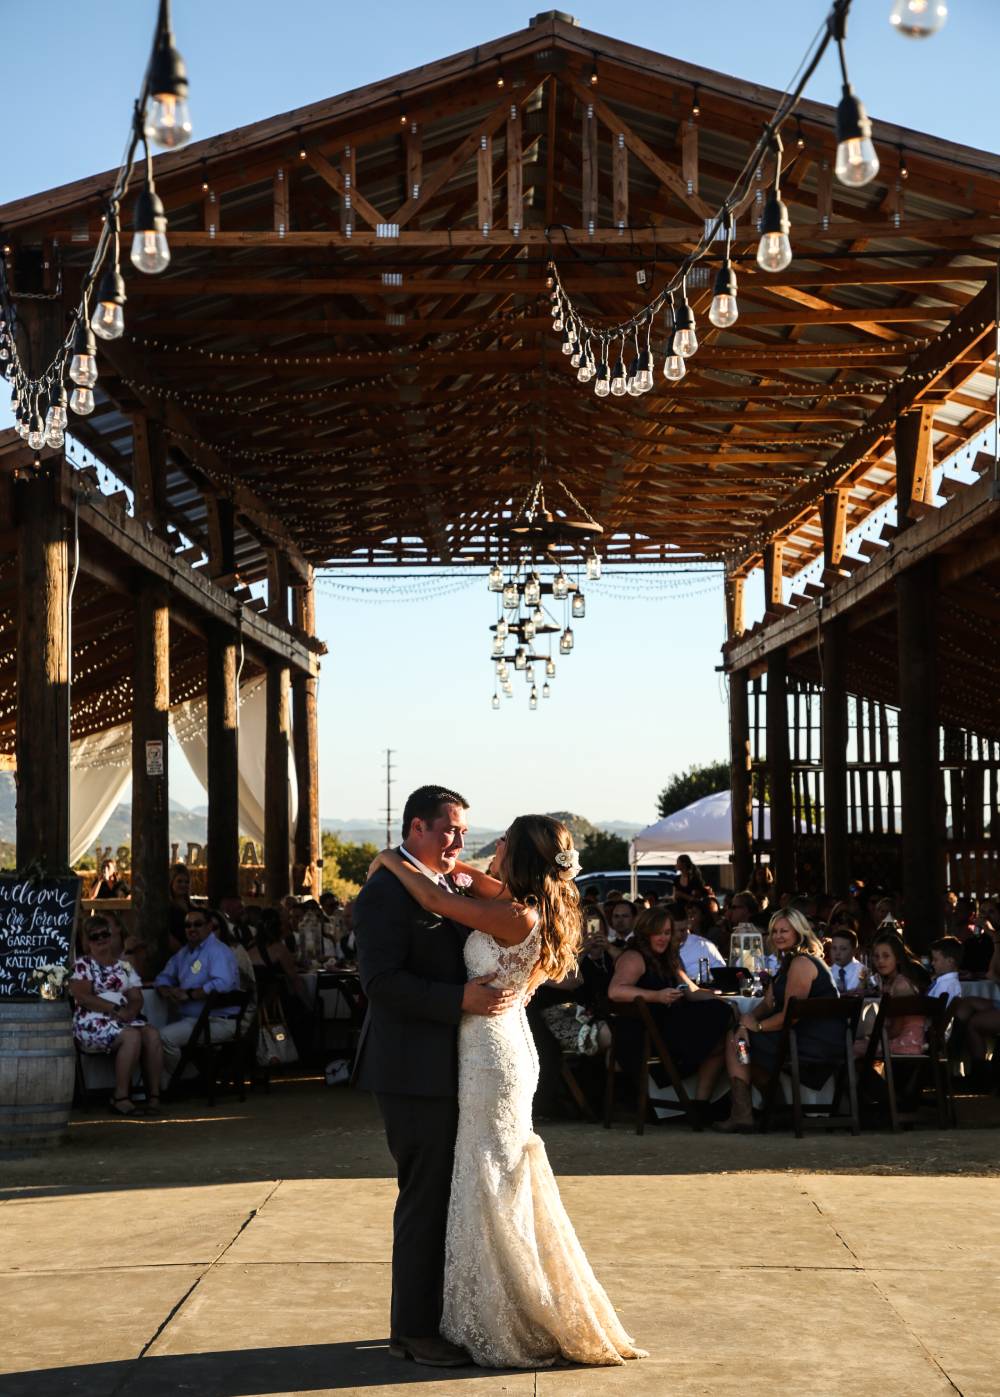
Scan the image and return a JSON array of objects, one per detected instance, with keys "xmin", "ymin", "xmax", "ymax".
[
  {"xmin": 154, "ymin": 906, "xmax": 241, "ymax": 1083},
  {"xmin": 951, "ymin": 936, "xmax": 1000, "ymax": 1082},
  {"xmin": 829, "ymin": 927, "xmax": 867, "ymax": 996},
  {"xmin": 961, "ymin": 908, "xmax": 995, "ymax": 976},
  {"xmin": 672, "ymin": 854, "xmax": 706, "ymax": 907},
  {"xmin": 606, "ymin": 898, "xmax": 638, "ymax": 947},
  {"xmin": 716, "ymin": 909, "xmax": 841, "ymax": 1133},
  {"xmin": 854, "ymin": 930, "xmax": 929, "ymax": 1060},
  {"xmin": 88, "ymin": 857, "xmax": 129, "ymax": 900},
  {"xmin": 951, "ymin": 895, "xmax": 978, "ymax": 941},
  {"xmin": 747, "ymin": 862, "xmax": 773, "ymax": 912},
  {"xmin": 928, "ymin": 938, "xmax": 963, "ymax": 1005},
  {"xmin": 70, "ymin": 915, "xmax": 164, "ymax": 1115},
  {"xmin": 212, "ymin": 909, "xmax": 258, "ymax": 1013},
  {"xmin": 609, "ymin": 907, "xmax": 732, "ymax": 1116},
  {"xmin": 248, "ymin": 907, "xmax": 313, "ymax": 1056},
  {"xmin": 677, "ymin": 901, "xmax": 726, "ymax": 981}
]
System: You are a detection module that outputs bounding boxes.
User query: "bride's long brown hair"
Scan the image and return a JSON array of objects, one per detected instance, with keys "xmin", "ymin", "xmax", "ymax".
[{"xmin": 502, "ymin": 815, "xmax": 582, "ymax": 982}]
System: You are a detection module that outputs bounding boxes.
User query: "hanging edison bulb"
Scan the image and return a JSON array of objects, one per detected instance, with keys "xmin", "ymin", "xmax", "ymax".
[
  {"xmin": 27, "ymin": 407, "xmax": 45, "ymax": 451},
  {"xmin": 593, "ymin": 360, "xmax": 610, "ymax": 398},
  {"xmin": 524, "ymin": 572, "xmax": 541, "ymax": 606},
  {"xmin": 545, "ymin": 657, "xmax": 556, "ymax": 679},
  {"xmin": 514, "ymin": 646, "xmax": 527, "ymax": 670},
  {"xmin": 69, "ymin": 323, "xmax": 98, "ymax": 388},
  {"xmin": 47, "ymin": 383, "xmax": 68, "ymax": 433},
  {"xmin": 586, "ymin": 551, "xmax": 601, "ymax": 582},
  {"xmin": 91, "ymin": 264, "xmax": 127, "ymax": 341},
  {"xmin": 70, "ymin": 387, "xmax": 95, "ymax": 416},
  {"xmin": 491, "ymin": 692, "xmax": 500, "ymax": 710},
  {"xmin": 492, "ymin": 633, "xmax": 504, "ymax": 657},
  {"xmin": 131, "ymin": 184, "xmax": 171, "ymax": 274},
  {"xmin": 709, "ymin": 261, "xmax": 739, "ymax": 328},
  {"xmin": 488, "ymin": 562, "xmax": 503, "ymax": 591},
  {"xmin": 502, "ymin": 581, "xmax": 519, "ymax": 610},
  {"xmin": 145, "ymin": 2, "xmax": 193, "ymax": 149},
  {"xmin": 890, "ymin": 0, "xmax": 947, "ymax": 37},
  {"xmin": 552, "ymin": 570, "xmax": 569, "ymax": 600},
  {"xmin": 835, "ymin": 86, "xmax": 879, "ymax": 187},
  {"xmin": 757, "ymin": 190, "xmax": 793, "ymax": 272},
  {"xmin": 559, "ymin": 627, "xmax": 574, "ymax": 654},
  {"xmin": 529, "ymin": 687, "xmax": 538, "ymax": 711},
  {"xmin": 524, "ymin": 662, "xmax": 534, "ymax": 686},
  {"xmin": 572, "ymin": 591, "xmax": 586, "ymax": 619},
  {"xmin": 496, "ymin": 616, "xmax": 509, "ymax": 639},
  {"xmin": 542, "ymin": 682, "xmax": 551, "ymax": 699},
  {"xmin": 672, "ymin": 288, "xmax": 698, "ymax": 357},
  {"xmin": 503, "ymin": 679, "xmax": 513, "ymax": 697},
  {"xmin": 523, "ymin": 617, "xmax": 536, "ymax": 642},
  {"xmin": 531, "ymin": 605, "xmax": 544, "ymax": 626},
  {"xmin": 663, "ymin": 349, "xmax": 686, "ymax": 382},
  {"xmin": 609, "ymin": 351, "xmax": 627, "ymax": 396}
]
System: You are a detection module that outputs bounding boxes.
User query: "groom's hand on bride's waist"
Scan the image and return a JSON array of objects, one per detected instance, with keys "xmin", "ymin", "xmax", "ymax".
[{"xmin": 462, "ymin": 974, "xmax": 518, "ymax": 1016}]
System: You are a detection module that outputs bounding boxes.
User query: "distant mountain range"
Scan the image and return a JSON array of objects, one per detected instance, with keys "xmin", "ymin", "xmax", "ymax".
[{"xmin": 0, "ymin": 774, "xmax": 645, "ymax": 859}]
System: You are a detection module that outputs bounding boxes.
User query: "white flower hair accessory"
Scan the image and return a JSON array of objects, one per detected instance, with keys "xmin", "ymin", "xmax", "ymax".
[{"xmin": 554, "ymin": 848, "xmax": 581, "ymax": 879}]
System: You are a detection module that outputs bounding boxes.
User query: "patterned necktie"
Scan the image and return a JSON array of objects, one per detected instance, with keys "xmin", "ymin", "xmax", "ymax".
[{"xmin": 838, "ymin": 965, "xmax": 847, "ymax": 992}]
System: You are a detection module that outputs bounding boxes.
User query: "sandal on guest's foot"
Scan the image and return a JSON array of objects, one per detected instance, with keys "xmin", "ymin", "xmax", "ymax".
[
  {"xmin": 142, "ymin": 1096, "xmax": 162, "ymax": 1116},
  {"xmin": 110, "ymin": 1096, "xmax": 136, "ymax": 1116}
]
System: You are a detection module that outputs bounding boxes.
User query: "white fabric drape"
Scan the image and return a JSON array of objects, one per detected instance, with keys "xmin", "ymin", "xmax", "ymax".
[
  {"xmin": 69, "ymin": 722, "xmax": 133, "ymax": 864},
  {"xmin": 171, "ymin": 674, "xmax": 298, "ymax": 853}
]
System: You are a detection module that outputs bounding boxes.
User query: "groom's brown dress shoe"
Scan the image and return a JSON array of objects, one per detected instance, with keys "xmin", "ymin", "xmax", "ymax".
[{"xmin": 388, "ymin": 1335, "xmax": 471, "ymax": 1367}]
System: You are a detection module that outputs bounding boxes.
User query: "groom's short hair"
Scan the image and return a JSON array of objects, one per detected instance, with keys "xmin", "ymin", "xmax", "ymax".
[{"xmin": 401, "ymin": 785, "xmax": 469, "ymax": 837}]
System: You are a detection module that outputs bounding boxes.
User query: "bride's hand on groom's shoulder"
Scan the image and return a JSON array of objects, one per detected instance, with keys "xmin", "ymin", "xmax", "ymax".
[{"xmin": 366, "ymin": 850, "xmax": 387, "ymax": 881}]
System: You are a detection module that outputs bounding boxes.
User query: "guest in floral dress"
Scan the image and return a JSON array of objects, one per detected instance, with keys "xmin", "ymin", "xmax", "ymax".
[{"xmin": 70, "ymin": 915, "xmax": 164, "ymax": 1116}]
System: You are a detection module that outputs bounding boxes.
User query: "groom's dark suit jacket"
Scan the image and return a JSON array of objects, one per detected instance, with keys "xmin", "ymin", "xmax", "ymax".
[{"xmin": 353, "ymin": 865, "xmax": 468, "ymax": 1097}]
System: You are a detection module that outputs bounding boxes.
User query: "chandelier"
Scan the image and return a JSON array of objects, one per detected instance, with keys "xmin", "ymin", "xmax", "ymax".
[{"xmin": 486, "ymin": 476, "xmax": 602, "ymax": 710}]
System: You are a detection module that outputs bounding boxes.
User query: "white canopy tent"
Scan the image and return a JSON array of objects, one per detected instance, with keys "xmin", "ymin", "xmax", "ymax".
[{"xmin": 627, "ymin": 791, "xmax": 771, "ymax": 898}]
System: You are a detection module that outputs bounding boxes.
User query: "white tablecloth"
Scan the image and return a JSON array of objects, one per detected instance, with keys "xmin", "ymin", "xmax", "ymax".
[
  {"xmin": 301, "ymin": 971, "xmax": 356, "ymax": 1021},
  {"xmin": 962, "ymin": 980, "xmax": 1000, "ymax": 1005}
]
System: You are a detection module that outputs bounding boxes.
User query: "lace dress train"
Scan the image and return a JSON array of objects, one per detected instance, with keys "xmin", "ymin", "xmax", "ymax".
[{"xmin": 441, "ymin": 924, "xmax": 644, "ymax": 1369}]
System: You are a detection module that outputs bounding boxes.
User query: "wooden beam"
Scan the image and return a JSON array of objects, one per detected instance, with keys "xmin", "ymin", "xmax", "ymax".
[
  {"xmin": 206, "ymin": 621, "xmax": 240, "ymax": 906},
  {"xmin": 205, "ymin": 494, "xmax": 236, "ymax": 579},
  {"xmin": 763, "ymin": 540, "xmax": 785, "ymax": 609},
  {"xmin": 725, "ymin": 573, "xmax": 745, "ymax": 638},
  {"xmin": 305, "ymin": 146, "xmax": 384, "ymax": 230},
  {"xmin": 405, "ymin": 123, "xmax": 422, "ymax": 204},
  {"xmin": 766, "ymin": 647, "xmax": 795, "ymax": 896},
  {"xmin": 821, "ymin": 488, "xmax": 850, "ymax": 567},
  {"xmin": 477, "ymin": 132, "xmax": 493, "ymax": 235},
  {"xmin": 505, "ymin": 106, "xmax": 522, "ymax": 233},
  {"xmin": 581, "ymin": 97, "xmax": 598, "ymax": 229},
  {"xmin": 131, "ymin": 580, "xmax": 170, "ymax": 966},
  {"xmin": 264, "ymin": 659, "xmax": 292, "ymax": 902},
  {"xmin": 612, "ymin": 131, "xmax": 628, "ymax": 229},
  {"xmin": 729, "ymin": 667, "xmax": 753, "ymax": 890},
  {"xmin": 392, "ymin": 91, "xmax": 518, "ymax": 228},
  {"xmin": 273, "ymin": 164, "xmax": 289, "ymax": 235},
  {"xmin": 821, "ymin": 616, "xmax": 849, "ymax": 894},
  {"xmin": 291, "ymin": 578, "xmax": 319, "ymax": 896},
  {"xmin": 894, "ymin": 404, "xmax": 935, "ymax": 526},
  {"xmin": 131, "ymin": 415, "xmax": 168, "ymax": 533},
  {"xmin": 681, "ymin": 118, "xmax": 698, "ymax": 197}
]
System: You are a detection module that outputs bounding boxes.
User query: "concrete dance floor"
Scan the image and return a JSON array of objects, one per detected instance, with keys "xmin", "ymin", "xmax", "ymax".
[{"xmin": 3, "ymin": 1082, "xmax": 999, "ymax": 1396}]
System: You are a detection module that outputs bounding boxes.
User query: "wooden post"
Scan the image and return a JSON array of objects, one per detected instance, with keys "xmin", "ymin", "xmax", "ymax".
[
  {"xmin": 15, "ymin": 463, "xmax": 70, "ymax": 872},
  {"xmin": 265, "ymin": 660, "xmax": 292, "ymax": 902},
  {"xmin": 896, "ymin": 560, "xmax": 942, "ymax": 950},
  {"xmin": 822, "ymin": 489, "xmax": 850, "ymax": 568},
  {"xmin": 767, "ymin": 647, "xmax": 795, "ymax": 895},
  {"xmin": 131, "ymin": 415, "xmax": 167, "ymax": 534},
  {"xmin": 728, "ymin": 667, "xmax": 753, "ymax": 890},
  {"xmin": 206, "ymin": 621, "xmax": 239, "ymax": 906},
  {"xmin": 821, "ymin": 616, "xmax": 849, "ymax": 894},
  {"xmin": 14, "ymin": 300, "xmax": 70, "ymax": 873},
  {"xmin": 895, "ymin": 405, "xmax": 935, "ymax": 527},
  {"xmin": 292, "ymin": 580, "xmax": 320, "ymax": 895},
  {"xmin": 266, "ymin": 547, "xmax": 289, "ymax": 625},
  {"xmin": 477, "ymin": 133, "xmax": 493, "ymax": 234},
  {"xmin": 205, "ymin": 495, "xmax": 235, "ymax": 579},
  {"xmin": 131, "ymin": 581, "xmax": 170, "ymax": 966},
  {"xmin": 763, "ymin": 540, "xmax": 785, "ymax": 610},
  {"xmin": 612, "ymin": 133, "xmax": 628, "ymax": 229},
  {"xmin": 505, "ymin": 107, "xmax": 522, "ymax": 232},
  {"xmin": 725, "ymin": 574, "xmax": 745, "ymax": 639},
  {"xmin": 582, "ymin": 100, "xmax": 598, "ymax": 228}
]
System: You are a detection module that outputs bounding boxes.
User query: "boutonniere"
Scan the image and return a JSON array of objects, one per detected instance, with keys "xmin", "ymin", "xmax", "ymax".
[{"xmin": 453, "ymin": 872, "xmax": 474, "ymax": 892}]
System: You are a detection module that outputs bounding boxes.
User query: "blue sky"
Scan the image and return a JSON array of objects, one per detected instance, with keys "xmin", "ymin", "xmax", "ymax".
[{"xmin": 2, "ymin": 2, "xmax": 996, "ymax": 829}]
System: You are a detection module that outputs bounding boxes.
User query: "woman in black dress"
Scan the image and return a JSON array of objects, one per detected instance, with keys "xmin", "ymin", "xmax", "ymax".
[
  {"xmin": 672, "ymin": 855, "xmax": 706, "ymax": 908},
  {"xmin": 716, "ymin": 908, "xmax": 842, "ymax": 1133},
  {"xmin": 609, "ymin": 906, "xmax": 733, "ymax": 1108}
]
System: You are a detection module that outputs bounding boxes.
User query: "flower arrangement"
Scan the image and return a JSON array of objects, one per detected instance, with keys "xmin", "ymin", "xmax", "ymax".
[{"xmin": 32, "ymin": 963, "xmax": 70, "ymax": 1001}]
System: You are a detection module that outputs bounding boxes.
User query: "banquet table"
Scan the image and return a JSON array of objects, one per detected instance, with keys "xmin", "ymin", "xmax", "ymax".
[
  {"xmin": 961, "ymin": 979, "xmax": 1000, "ymax": 1005},
  {"xmin": 301, "ymin": 966, "xmax": 361, "ymax": 1021}
]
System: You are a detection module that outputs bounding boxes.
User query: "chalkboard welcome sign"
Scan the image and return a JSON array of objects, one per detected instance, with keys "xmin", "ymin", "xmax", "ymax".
[{"xmin": 0, "ymin": 876, "xmax": 81, "ymax": 998}]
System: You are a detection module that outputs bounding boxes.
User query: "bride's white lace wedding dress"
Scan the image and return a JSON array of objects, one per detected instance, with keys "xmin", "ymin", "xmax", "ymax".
[{"xmin": 441, "ymin": 921, "xmax": 644, "ymax": 1369}]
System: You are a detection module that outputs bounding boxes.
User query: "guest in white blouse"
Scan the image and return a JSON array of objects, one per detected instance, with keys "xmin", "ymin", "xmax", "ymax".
[{"xmin": 677, "ymin": 902, "xmax": 726, "ymax": 981}]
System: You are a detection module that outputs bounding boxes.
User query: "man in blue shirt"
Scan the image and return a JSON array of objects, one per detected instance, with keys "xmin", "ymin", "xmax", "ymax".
[{"xmin": 155, "ymin": 908, "xmax": 240, "ymax": 1083}]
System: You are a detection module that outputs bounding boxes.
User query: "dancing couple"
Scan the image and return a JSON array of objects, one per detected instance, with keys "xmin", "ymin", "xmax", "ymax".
[{"xmin": 353, "ymin": 784, "xmax": 644, "ymax": 1370}]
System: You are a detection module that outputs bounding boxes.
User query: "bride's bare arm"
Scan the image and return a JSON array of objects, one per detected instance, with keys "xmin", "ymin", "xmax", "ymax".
[
  {"xmin": 452, "ymin": 860, "xmax": 510, "ymax": 900},
  {"xmin": 375, "ymin": 850, "xmax": 534, "ymax": 946}
]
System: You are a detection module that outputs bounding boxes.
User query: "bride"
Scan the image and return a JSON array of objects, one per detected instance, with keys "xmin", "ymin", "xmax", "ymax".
[{"xmin": 372, "ymin": 814, "xmax": 644, "ymax": 1369}]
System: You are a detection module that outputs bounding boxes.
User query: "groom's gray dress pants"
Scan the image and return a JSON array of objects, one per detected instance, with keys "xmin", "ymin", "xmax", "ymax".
[{"xmin": 376, "ymin": 1091, "xmax": 459, "ymax": 1339}]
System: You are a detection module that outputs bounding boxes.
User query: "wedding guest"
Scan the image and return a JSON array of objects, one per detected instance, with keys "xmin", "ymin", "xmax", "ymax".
[
  {"xmin": 961, "ymin": 906, "xmax": 995, "ymax": 976},
  {"xmin": 677, "ymin": 902, "xmax": 726, "ymax": 981},
  {"xmin": 609, "ymin": 906, "xmax": 732, "ymax": 1115},
  {"xmin": 168, "ymin": 863, "xmax": 194, "ymax": 949},
  {"xmin": 607, "ymin": 899, "xmax": 638, "ymax": 946},
  {"xmin": 928, "ymin": 938, "xmax": 963, "ymax": 1005},
  {"xmin": 829, "ymin": 928, "xmax": 867, "ymax": 996},
  {"xmin": 951, "ymin": 896, "xmax": 978, "ymax": 941},
  {"xmin": 951, "ymin": 938, "xmax": 1000, "ymax": 1083},
  {"xmin": 248, "ymin": 908, "xmax": 312, "ymax": 1056},
  {"xmin": 716, "ymin": 909, "xmax": 841, "ymax": 1132},
  {"xmin": 212, "ymin": 909, "xmax": 258, "ymax": 1013},
  {"xmin": 854, "ymin": 930, "xmax": 929, "ymax": 1060},
  {"xmin": 747, "ymin": 862, "xmax": 773, "ymax": 911},
  {"xmin": 70, "ymin": 915, "xmax": 164, "ymax": 1115},
  {"xmin": 155, "ymin": 905, "xmax": 241, "ymax": 1083},
  {"xmin": 672, "ymin": 855, "xmax": 705, "ymax": 907},
  {"xmin": 88, "ymin": 857, "xmax": 129, "ymax": 900}
]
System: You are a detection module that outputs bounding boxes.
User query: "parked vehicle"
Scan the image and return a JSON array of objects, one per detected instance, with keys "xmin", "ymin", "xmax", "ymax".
[{"xmin": 575, "ymin": 869, "xmax": 675, "ymax": 901}]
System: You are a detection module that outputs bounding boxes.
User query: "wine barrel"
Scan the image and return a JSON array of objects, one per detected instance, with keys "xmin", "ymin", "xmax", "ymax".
[{"xmin": 0, "ymin": 1000, "xmax": 75, "ymax": 1151}]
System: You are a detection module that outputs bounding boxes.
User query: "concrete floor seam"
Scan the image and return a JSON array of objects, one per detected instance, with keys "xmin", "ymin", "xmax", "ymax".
[{"xmin": 863, "ymin": 1271, "xmax": 966, "ymax": 1396}]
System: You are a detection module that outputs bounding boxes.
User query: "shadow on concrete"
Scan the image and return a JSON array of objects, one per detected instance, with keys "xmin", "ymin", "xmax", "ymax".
[{"xmin": 1, "ymin": 1342, "xmax": 540, "ymax": 1397}]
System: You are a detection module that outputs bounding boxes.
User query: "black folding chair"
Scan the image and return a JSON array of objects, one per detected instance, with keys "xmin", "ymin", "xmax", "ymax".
[
  {"xmin": 759, "ymin": 996, "xmax": 863, "ymax": 1138},
  {"xmin": 859, "ymin": 994, "xmax": 956, "ymax": 1131},
  {"xmin": 312, "ymin": 970, "xmax": 366, "ymax": 1060},
  {"xmin": 602, "ymin": 997, "xmax": 702, "ymax": 1134},
  {"xmin": 166, "ymin": 991, "xmax": 255, "ymax": 1106}
]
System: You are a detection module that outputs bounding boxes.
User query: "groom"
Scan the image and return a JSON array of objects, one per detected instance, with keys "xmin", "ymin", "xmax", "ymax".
[{"xmin": 353, "ymin": 784, "xmax": 517, "ymax": 1368}]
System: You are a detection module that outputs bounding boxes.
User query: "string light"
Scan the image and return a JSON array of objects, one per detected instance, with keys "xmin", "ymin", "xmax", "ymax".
[
  {"xmin": 709, "ymin": 207, "xmax": 739, "ymax": 329},
  {"xmin": 144, "ymin": 0, "xmax": 192, "ymax": 149},
  {"xmin": 831, "ymin": 5, "xmax": 879, "ymax": 188},
  {"xmin": 889, "ymin": 0, "xmax": 947, "ymax": 38}
]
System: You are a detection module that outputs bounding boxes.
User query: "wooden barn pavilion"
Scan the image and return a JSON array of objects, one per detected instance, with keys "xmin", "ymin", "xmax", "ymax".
[{"xmin": 1, "ymin": 12, "xmax": 999, "ymax": 958}]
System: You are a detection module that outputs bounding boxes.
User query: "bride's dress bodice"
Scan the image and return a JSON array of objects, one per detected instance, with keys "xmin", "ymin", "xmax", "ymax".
[{"xmin": 443, "ymin": 918, "xmax": 641, "ymax": 1369}]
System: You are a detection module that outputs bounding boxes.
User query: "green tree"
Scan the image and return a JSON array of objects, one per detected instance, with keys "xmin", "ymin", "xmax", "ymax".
[
  {"xmin": 321, "ymin": 831, "xmax": 379, "ymax": 889},
  {"xmin": 656, "ymin": 761, "xmax": 731, "ymax": 819},
  {"xmin": 579, "ymin": 829, "xmax": 630, "ymax": 873}
]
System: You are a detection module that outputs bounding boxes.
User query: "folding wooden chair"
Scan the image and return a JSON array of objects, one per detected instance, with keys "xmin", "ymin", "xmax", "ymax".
[
  {"xmin": 167, "ymin": 991, "xmax": 254, "ymax": 1106},
  {"xmin": 759, "ymin": 996, "xmax": 863, "ymax": 1138},
  {"xmin": 602, "ymin": 997, "xmax": 702, "ymax": 1134},
  {"xmin": 859, "ymin": 994, "xmax": 956, "ymax": 1131}
]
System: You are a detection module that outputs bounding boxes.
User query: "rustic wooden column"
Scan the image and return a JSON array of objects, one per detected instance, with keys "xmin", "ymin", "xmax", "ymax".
[
  {"xmin": 896, "ymin": 560, "xmax": 942, "ymax": 951},
  {"xmin": 766, "ymin": 647, "xmax": 795, "ymax": 895},
  {"xmin": 895, "ymin": 406, "xmax": 934, "ymax": 529},
  {"xmin": 15, "ymin": 464, "xmax": 70, "ymax": 872},
  {"xmin": 291, "ymin": 579, "xmax": 320, "ymax": 895},
  {"xmin": 763, "ymin": 540, "xmax": 785, "ymax": 612},
  {"xmin": 131, "ymin": 581, "xmax": 170, "ymax": 966},
  {"xmin": 728, "ymin": 667, "xmax": 753, "ymax": 890},
  {"xmin": 264, "ymin": 659, "xmax": 292, "ymax": 902},
  {"xmin": 821, "ymin": 616, "xmax": 849, "ymax": 894},
  {"xmin": 724, "ymin": 573, "xmax": 745, "ymax": 640},
  {"xmin": 206, "ymin": 621, "xmax": 240, "ymax": 906}
]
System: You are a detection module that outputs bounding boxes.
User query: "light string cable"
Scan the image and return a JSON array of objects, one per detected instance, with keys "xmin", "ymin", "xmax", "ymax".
[
  {"xmin": 0, "ymin": 0, "xmax": 190, "ymax": 441},
  {"xmin": 545, "ymin": 0, "xmax": 854, "ymax": 351}
]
